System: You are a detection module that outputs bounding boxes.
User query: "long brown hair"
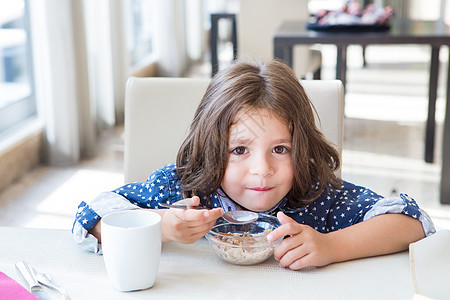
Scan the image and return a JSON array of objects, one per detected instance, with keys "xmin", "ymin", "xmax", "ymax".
[{"xmin": 176, "ymin": 59, "xmax": 341, "ymax": 207}]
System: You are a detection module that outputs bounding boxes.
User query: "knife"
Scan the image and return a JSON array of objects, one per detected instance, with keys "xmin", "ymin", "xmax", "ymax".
[{"xmin": 15, "ymin": 261, "xmax": 51, "ymax": 300}]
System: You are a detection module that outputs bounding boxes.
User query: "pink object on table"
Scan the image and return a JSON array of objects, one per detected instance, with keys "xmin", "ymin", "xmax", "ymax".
[{"xmin": 0, "ymin": 271, "xmax": 39, "ymax": 299}]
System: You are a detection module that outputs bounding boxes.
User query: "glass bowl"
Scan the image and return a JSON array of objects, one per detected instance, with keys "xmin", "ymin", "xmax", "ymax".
[{"xmin": 205, "ymin": 213, "xmax": 282, "ymax": 265}]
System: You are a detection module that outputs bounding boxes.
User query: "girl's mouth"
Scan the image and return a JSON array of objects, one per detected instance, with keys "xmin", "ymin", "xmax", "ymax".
[{"xmin": 248, "ymin": 187, "xmax": 273, "ymax": 192}]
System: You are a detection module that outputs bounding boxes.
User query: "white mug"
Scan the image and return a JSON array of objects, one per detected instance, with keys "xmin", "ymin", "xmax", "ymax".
[{"xmin": 101, "ymin": 210, "xmax": 161, "ymax": 291}]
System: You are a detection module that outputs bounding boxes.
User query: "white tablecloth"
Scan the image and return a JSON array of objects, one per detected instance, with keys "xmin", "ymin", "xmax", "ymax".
[{"xmin": 0, "ymin": 227, "xmax": 415, "ymax": 299}]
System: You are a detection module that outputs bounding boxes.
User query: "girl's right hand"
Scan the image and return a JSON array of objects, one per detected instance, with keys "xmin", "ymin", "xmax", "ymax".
[{"xmin": 161, "ymin": 196, "xmax": 224, "ymax": 244}]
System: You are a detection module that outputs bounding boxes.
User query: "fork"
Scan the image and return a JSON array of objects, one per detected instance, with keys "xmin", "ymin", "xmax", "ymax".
[
  {"xmin": 37, "ymin": 273, "xmax": 70, "ymax": 300},
  {"xmin": 15, "ymin": 261, "xmax": 50, "ymax": 299}
]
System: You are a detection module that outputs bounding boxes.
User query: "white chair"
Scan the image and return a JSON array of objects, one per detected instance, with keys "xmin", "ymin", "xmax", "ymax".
[{"xmin": 124, "ymin": 77, "xmax": 344, "ymax": 183}]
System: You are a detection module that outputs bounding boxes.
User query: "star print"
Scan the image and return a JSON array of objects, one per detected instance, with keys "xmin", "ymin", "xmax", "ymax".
[{"xmin": 75, "ymin": 164, "xmax": 428, "ymax": 238}]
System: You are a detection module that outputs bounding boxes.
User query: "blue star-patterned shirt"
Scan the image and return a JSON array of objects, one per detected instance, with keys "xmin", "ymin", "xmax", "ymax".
[{"xmin": 73, "ymin": 163, "xmax": 435, "ymax": 252}]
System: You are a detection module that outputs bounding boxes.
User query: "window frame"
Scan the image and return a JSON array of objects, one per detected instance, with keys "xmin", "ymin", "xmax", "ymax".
[{"xmin": 0, "ymin": 0, "xmax": 37, "ymax": 134}]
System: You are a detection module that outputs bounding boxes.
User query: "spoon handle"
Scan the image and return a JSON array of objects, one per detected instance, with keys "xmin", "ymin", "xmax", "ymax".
[{"xmin": 158, "ymin": 203, "xmax": 210, "ymax": 210}]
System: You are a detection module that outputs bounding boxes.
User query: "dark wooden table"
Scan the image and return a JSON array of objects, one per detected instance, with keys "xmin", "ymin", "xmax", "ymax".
[{"xmin": 274, "ymin": 19, "xmax": 450, "ymax": 204}]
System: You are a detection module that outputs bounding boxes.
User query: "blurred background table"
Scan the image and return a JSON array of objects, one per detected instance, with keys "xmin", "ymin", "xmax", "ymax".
[
  {"xmin": 0, "ymin": 226, "xmax": 416, "ymax": 299},
  {"xmin": 274, "ymin": 19, "xmax": 450, "ymax": 204}
]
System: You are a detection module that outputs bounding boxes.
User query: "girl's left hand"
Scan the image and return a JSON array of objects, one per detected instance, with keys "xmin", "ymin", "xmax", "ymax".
[{"xmin": 267, "ymin": 211, "xmax": 335, "ymax": 270}]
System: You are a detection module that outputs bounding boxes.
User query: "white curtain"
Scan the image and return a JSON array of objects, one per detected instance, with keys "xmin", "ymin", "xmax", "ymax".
[
  {"xmin": 185, "ymin": 0, "xmax": 205, "ymax": 62},
  {"xmin": 30, "ymin": 0, "xmax": 96, "ymax": 166},
  {"xmin": 29, "ymin": 0, "xmax": 123, "ymax": 166},
  {"xmin": 154, "ymin": 0, "xmax": 189, "ymax": 77},
  {"xmin": 29, "ymin": 0, "xmax": 193, "ymax": 166}
]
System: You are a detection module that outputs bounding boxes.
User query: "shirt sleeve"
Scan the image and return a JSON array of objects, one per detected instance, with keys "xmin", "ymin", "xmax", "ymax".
[
  {"xmin": 363, "ymin": 194, "xmax": 435, "ymax": 236},
  {"xmin": 72, "ymin": 191, "xmax": 140, "ymax": 254},
  {"xmin": 72, "ymin": 163, "xmax": 183, "ymax": 253},
  {"xmin": 112, "ymin": 163, "xmax": 183, "ymax": 208},
  {"xmin": 327, "ymin": 183, "xmax": 435, "ymax": 236}
]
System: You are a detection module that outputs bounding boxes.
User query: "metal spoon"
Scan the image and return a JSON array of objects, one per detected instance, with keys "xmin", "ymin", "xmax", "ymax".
[
  {"xmin": 158, "ymin": 203, "xmax": 258, "ymax": 224},
  {"xmin": 158, "ymin": 203, "xmax": 209, "ymax": 210},
  {"xmin": 221, "ymin": 210, "xmax": 259, "ymax": 224},
  {"xmin": 15, "ymin": 261, "xmax": 50, "ymax": 300}
]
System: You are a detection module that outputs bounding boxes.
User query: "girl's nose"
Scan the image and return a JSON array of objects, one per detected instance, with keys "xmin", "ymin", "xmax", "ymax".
[{"xmin": 249, "ymin": 153, "xmax": 274, "ymax": 177}]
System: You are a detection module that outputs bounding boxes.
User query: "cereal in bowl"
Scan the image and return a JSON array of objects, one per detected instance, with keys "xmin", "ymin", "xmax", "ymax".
[{"xmin": 208, "ymin": 229, "xmax": 276, "ymax": 265}]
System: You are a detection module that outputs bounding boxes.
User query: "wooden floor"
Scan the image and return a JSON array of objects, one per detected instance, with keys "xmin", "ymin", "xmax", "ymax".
[{"xmin": 0, "ymin": 44, "xmax": 449, "ymax": 231}]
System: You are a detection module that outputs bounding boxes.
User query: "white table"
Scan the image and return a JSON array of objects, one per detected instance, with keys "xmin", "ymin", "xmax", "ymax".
[{"xmin": 0, "ymin": 227, "xmax": 415, "ymax": 299}]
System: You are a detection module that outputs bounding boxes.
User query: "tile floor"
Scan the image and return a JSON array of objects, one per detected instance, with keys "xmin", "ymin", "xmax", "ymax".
[{"xmin": 0, "ymin": 44, "xmax": 449, "ymax": 231}]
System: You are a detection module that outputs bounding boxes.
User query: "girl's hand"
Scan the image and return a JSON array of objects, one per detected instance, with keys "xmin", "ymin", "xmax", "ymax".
[
  {"xmin": 161, "ymin": 196, "xmax": 224, "ymax": 244},
  {"xmin": 267, "ymin": 211, "xmax": 335, "ymax": 270}
]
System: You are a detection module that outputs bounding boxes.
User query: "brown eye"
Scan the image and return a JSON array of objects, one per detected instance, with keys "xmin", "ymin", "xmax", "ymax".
[
  {"xmin": 232, "ymin": 146, "xmax": 248, "ymax": 155},
  {"xmin": 273, "ymin": 146, "xmax": 288, "ymax": 154}
]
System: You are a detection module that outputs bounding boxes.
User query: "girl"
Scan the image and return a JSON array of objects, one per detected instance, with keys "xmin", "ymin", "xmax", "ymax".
[{"xmin": 73, "ymin": 59, "xmax": 434, "ymax": 270}]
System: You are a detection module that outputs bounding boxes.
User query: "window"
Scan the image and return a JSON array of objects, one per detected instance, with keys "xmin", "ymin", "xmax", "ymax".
[{"xmin": 0, "ymin": 0, "xmax": 36, "ymax": 134}]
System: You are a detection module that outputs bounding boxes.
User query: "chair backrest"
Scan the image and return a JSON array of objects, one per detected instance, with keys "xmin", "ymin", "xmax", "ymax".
[{"xmin": 124, "ymin": 77, "xmax": 344, "ymax": 183}]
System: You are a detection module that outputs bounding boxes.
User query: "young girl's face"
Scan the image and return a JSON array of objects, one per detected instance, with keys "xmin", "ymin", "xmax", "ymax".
[{"xmin": 221, "ymin": 109, "xmax": 294, "ymax": 212}]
